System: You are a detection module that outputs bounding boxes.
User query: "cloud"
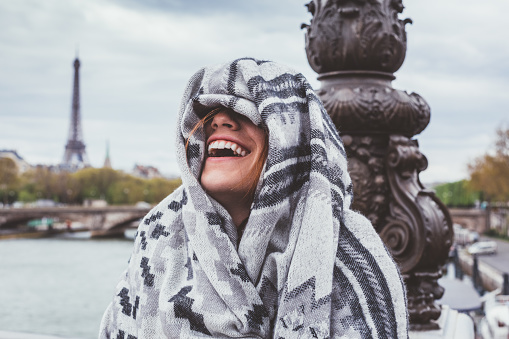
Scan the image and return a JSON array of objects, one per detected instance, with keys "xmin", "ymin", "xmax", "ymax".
[{"xmin": 1, "ymin": 0, "xmax": 508, "ymax": 184}]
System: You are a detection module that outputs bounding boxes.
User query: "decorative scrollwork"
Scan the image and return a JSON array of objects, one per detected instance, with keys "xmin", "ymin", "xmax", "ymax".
[
  {"xmin": 380, "ymin": 220, "xmax": 411, "ymax": 256},
  {"xmin": 318, "ymin": 82, "xmax": 430, "ymax": 137},
  {"xmin": 386, "ymin": 135, "xmax": 428, "ymax": 176},
  {"xmin": 404, "ymin": 270, "xmax": 444, "ymax": 329},
  {"xmin": 416, "ymin": 193, "xmax": 453, "ymax": 267},
  {"xmin": 343, "ymin": 134, "xmax": 389, "ymax": 228},
  {"xmin": 303, "ymin": 0, "xmax": 412, "ymax": 74},
  {"xmin": 382, "ymin": 136, "xmax": 430, "ymax": 272},
  {"xmin": 304, "ymin": 0, "xmax": 454, "ymax": 328},
  {"xmin": 382, "ymin": 135, "xmax": 453, "ymax": 327},
  {"xmin": 343, "ymin": 134, "xmax": 453, "ymax": 326}
]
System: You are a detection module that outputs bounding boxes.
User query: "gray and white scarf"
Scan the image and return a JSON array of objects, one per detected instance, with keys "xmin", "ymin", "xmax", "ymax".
[{"xmin": 99, "ymin": 58, "xmax": 408, "ymax": 338}]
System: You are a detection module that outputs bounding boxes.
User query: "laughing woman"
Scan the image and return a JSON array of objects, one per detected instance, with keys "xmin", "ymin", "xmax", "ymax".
[{"xmin": 99, "ymin": 58, "xmax": 408, "ymax": 338}]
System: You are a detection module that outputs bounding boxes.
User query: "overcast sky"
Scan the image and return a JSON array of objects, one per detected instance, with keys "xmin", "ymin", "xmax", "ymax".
[{"xmin": 1, "ymin": 0, "xmax": 508, "ymax": 184}]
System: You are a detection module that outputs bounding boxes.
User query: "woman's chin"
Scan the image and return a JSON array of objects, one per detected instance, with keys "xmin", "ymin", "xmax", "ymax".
[{"xmin": 202, "ymin": 182, "xmax": 247, "ymax": 200}]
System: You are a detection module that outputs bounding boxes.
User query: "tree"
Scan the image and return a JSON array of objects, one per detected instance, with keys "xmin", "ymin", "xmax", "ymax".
[
  {"xmin": 71, "ymin": 167, "xmax": 120, "ymax": 201},
  {"xmin": 28, "ymin": 166, "xmax": 61, "ymax": 201},
  {"xmin": 0, "ymin": 157, "xmax": 19, "ymax": 204},
  {"xmin": 434, "ymin": 180, "xmax": 480, "ymax": 207},
  {"xmin": 468, "ymin": 126, "xmax": 509, "ymax": 202},
  {"xmin": 145, "ymin": 177, "xmax": 182, "ymax": 203},
  {"xmin": 2, "ymin": 164, "xmax": 182, "ymax": 206}
]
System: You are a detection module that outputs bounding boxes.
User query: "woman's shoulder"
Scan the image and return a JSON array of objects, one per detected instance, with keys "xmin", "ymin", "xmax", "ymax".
[
  {"xmin": 137, "ymin": 185, "xmax": 186, "ymax": 232},
  {"xmin": 131, "ymin": 185, "xmax": 187, "ymax": 253},
  {"xmin": 145, "ymin": 184, "xmax": 185, "ymax": 214}
]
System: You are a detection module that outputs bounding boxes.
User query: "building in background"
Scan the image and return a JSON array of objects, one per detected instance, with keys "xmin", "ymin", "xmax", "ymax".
[
  {"xmin": 131, "ymin": 164, "xmax": 162, "ymax": 179},
  {"xmin": 0, "ymin": 150, "xmax": 32, "ymax": 173}
]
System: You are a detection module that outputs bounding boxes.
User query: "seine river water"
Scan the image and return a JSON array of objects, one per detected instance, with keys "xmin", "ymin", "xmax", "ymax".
[{"xmin": 0, "ymin": 231, "xmax": 135, "ymax": 338}]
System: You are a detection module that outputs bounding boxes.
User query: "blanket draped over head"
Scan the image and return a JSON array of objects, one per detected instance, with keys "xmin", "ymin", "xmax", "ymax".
[{"xmin": 100, "ymin": 58, "xmax": 408, "ymax": 339}]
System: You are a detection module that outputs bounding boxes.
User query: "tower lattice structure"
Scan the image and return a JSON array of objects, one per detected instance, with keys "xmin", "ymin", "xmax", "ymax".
[{"xmin": 62, "ymin": 57, "xmax": 89, "ymax": 170}]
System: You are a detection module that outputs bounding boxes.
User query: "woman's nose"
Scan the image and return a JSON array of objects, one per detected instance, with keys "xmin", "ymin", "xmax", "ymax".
[{"xmin": 210, "ymin": 111, "xmax": 240, "ymax": 130}]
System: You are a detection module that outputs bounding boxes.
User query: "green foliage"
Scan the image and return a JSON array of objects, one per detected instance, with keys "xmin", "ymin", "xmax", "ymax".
[
  {"xmin": 0, "ymin": 158, "xmax": 18, "ymax": 185},
  {"xmin": 0, "ymin": 158, "xmax": 19, "ymax": 204},
  {"xmin": 145, "ymin": 177, "xmax": 182, "ymax": 203},
  {"xmin": 107, "ymin": 176, "xmax": 146, "ymax": 205},
  {"xmin": 0, "ymin": 165, "xmax": 181, "ymax": 206},
  {"xmin": 484, "ymin": 228, "xmax": 509, "ymax": 241},
  {"xmin": 71, "ymin": 167, "xmax": 121, "ymax": 201},
  {"xmin": 434, "ymin": 180, "xmax": 480, "ymax": 207},
  {"xmin": 18, "ymin": 190, "xmax": 37, "ymax": 202},
  {"xmin": 468, "ymin": 126, "xmax": 509, "ymax": 202}
]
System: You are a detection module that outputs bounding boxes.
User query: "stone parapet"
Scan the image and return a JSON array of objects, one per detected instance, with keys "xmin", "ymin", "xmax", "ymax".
[
  {"xmin": 458, "ymin": 250, "xmax": 504, "ymax": 292},
  {"xmin": 409, "ymin": 305, "xmax": 474, "ymax": 339}
]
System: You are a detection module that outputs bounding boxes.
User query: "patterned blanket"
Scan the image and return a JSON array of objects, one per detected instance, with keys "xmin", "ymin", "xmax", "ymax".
[{"xmin": 99, "ymin": 58, "xmax": 408, "ymax": 338}]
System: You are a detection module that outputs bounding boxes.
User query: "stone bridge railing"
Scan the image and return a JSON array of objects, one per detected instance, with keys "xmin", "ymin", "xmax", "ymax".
[
  {"xmin": 0, "ymin": 206, "xmax": 151, "ymax": 237},
  {"xmin": 448, "ymin": 208, "xmax": 487, "ymax": 234}
]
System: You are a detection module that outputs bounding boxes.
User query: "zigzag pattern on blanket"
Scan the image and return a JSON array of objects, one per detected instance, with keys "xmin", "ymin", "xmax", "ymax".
[
  {"xmin": 251, "ymin": 75, "xmax": 349, "ymax": 217},
  {"xmin": 98, "ymin": 58, "xmax": 408, "ymax": 339},
  {"xmin": 336, "ymin": 223, "xmax": 398, "ymax": 338}
]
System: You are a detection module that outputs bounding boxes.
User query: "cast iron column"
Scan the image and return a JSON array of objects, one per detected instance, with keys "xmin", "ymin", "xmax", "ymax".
[{"xmin": 302, "ymin": 0, "xmax": 453, "ymax": 330}]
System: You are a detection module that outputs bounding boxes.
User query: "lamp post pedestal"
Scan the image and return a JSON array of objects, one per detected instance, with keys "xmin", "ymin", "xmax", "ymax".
[{"xmin": 303, "ymin": 0, "xmax": 454, "ymax": 330}]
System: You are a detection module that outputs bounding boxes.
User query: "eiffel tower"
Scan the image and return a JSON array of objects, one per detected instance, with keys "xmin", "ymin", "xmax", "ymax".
[{"xmin": 61, "ymin": 57, "xmax": 89, "ymax": 171}]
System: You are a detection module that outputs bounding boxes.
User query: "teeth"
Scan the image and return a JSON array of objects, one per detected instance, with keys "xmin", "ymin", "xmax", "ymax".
[{"xmin": 208, "ymin": 140, "xmax": 248, "ymax": 157}]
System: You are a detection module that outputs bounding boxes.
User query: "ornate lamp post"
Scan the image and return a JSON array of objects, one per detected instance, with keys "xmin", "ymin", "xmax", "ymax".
[{"xmin": 302, "ymin": 0, "xmax": 453, "ymax": 330}]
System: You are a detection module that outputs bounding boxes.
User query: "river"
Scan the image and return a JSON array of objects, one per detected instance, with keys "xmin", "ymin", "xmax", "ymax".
[{"xmin": 0, "ymin": 231, "xmax": 135, "ymax": 338}]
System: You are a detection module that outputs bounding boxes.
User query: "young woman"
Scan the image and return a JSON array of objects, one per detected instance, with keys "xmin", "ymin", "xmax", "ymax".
[{"xmin": 99, "ymin": 58, "xmax": 408, "ymax": 338}]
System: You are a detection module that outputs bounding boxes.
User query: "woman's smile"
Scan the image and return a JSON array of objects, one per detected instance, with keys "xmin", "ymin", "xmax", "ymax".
[
  {"xmin": 200, "ymin": 109, "xmax": 266, "ymax": 214},
  {"xmin": 207, "ymin": 138, "xmax": 250, "ymax": 158}
]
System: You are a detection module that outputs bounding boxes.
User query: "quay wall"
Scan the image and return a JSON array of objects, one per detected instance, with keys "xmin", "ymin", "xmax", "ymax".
[{"xmin": 457, "ymin": 250, "xmax": 503, "ymax": 292}]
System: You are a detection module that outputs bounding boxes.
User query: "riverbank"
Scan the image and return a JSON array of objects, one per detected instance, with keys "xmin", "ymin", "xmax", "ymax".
[
  {"xmin": 0, "ymin": 227, "xmax": 89, "ymax": 240},
  {"xmin": 0, "ymin": 330, "xmax": 79, "ymax": 339},
  {"xmin": 458, "ymin": 248, "xmax": 506, "ymax": 292}
]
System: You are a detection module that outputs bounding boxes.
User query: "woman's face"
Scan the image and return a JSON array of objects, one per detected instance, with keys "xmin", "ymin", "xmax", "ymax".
[{"xmin": 200, "ymin": 109, "xmax": 266, "ymax": 203}]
